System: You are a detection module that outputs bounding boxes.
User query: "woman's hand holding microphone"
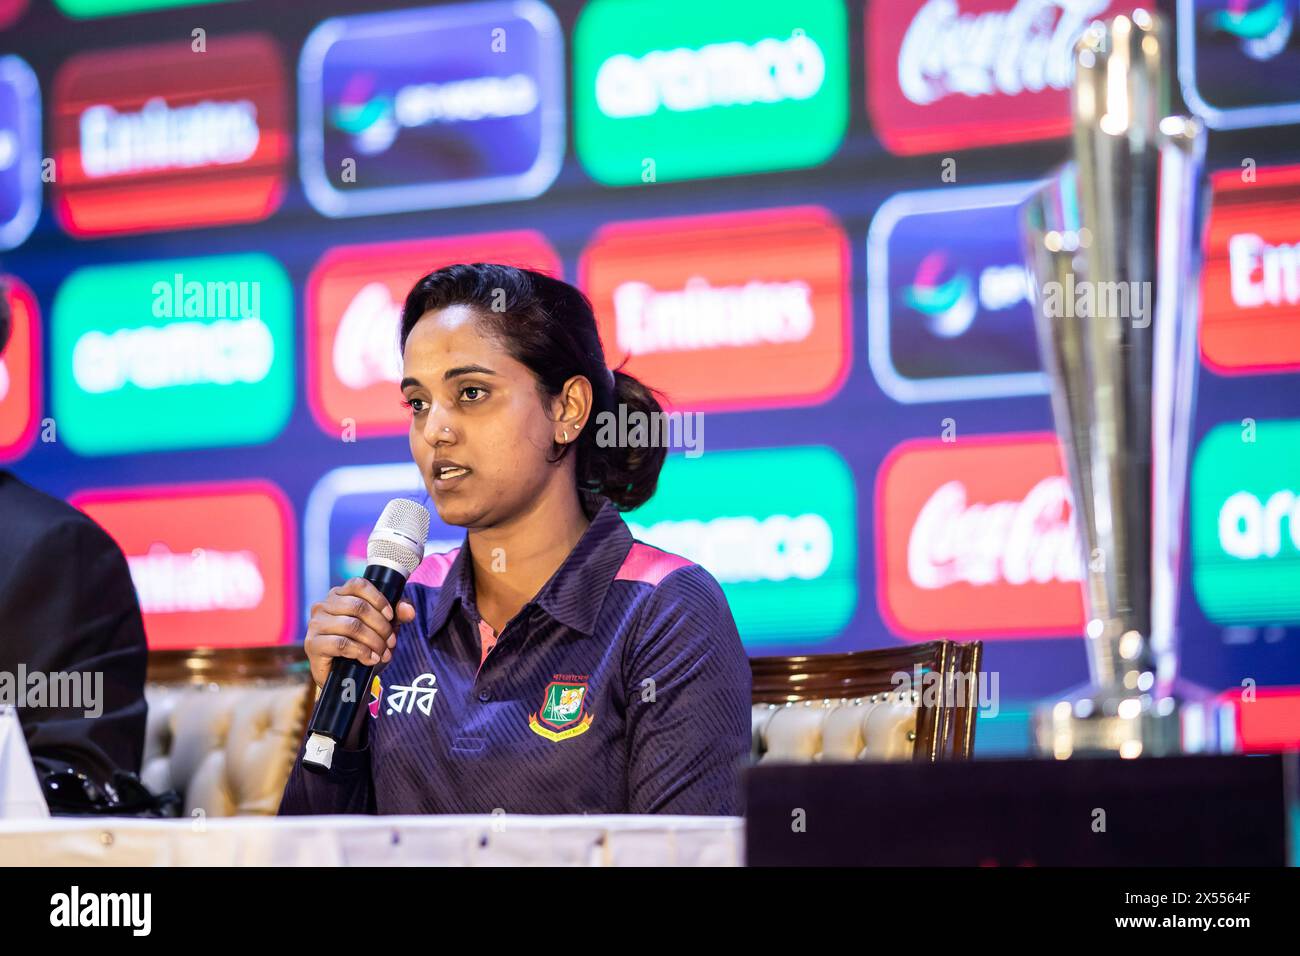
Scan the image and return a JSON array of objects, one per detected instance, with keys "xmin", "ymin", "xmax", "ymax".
[{"xmin": 304, "ymin": 577, "xmax": 417, "ymax": 689}]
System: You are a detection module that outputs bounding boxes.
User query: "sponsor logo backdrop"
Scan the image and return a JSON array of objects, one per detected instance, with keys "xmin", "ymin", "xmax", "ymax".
[{"xmin": 3, "ymin": 0, "xmax": 1298, "ymax": 740}]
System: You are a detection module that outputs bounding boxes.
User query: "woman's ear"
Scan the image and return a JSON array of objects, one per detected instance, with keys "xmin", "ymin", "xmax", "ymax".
[{"xmin": 552, "ymin": 374, "xmax": 593, "ymax": 440}]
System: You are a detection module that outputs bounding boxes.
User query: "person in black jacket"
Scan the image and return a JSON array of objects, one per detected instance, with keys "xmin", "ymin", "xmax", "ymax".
[{"xmin": 0, "ymin": 283, "xmax": 148, "ymax": 793}]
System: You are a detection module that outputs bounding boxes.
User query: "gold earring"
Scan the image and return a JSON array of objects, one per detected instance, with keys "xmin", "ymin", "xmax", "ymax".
[{"xmin": 561, "ymin": 429, "xmax": 568, "ymax": 442}]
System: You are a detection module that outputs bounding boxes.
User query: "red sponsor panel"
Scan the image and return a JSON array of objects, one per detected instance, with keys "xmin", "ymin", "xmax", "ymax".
[
  {"xmin": 867, "ymin": 0, "xmax": 1125, "ymax": 155},
  {"xmin": 1217, "ymin": 686, "xmax": 1300, "ymax": 753},
  {"xmin": 0, "ymin": 276, "xmax": 39, "ymax": 460},
  {"xmin": 1200, "ymin": 163, "xmax": 1300, "ymax": 374},
  {"xmin": 876, "ymin": 433, "xmax": 1086, "ymax": 638},
  {"xmin": 307, "ymin": 232, "xmax": 561, "ymax": 437},
  {"xmin": 580, "ymin": 206, "xmax": 850, "ymax": 411},
  {"xmin": 0, "ymin": 0, "xmax": 27, "ymax": 30},
  {"xmin": 52, "ymin": 33, "xmax": 287, "ymax": 237},
  {"xmin": 70, "ymin": 481, "xmax": 295, "ymax": 650}
]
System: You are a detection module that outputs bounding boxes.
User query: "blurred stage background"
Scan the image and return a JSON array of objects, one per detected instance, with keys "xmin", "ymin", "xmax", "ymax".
[{"xmin": 2, "ymin": 0, "xmax": 1298, "ymax": 755}]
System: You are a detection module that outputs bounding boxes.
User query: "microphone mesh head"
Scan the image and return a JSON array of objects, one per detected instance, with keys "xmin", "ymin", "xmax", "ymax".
[{"xmin": 368, "ymin": 499, "xmax": 430, "ymax": 577}]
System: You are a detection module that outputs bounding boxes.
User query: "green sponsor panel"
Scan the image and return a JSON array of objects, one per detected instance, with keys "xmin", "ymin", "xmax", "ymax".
[
  {"xmin": 1191, "ymin": 419, "xmax": 1300, "ymax": 624},
  {"xmin": 53, "ymin": 0, "xmax": 243, "ymax": 17},
  {"xmin": 574, "ymin": 0, "xmax": 848, "ymax": 185},
  {"xmin": 627, "ymin": 445, "xmax": 857, "ymax": 646},
  {"xmin": 52, "ymin": 254, "xmax": 293, "ymax": 456}
]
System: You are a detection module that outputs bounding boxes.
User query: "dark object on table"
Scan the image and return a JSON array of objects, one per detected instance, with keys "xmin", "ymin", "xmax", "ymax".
[
  {"xmin": 41, "ymin": 767, "xmax": 181, "ymax": 817},
  {"xmin": 746, "ymin": 753, "xmax": 1294, "ymax": 866}
]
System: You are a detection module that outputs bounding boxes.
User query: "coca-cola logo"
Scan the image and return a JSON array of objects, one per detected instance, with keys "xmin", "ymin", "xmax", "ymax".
[
  {"xmin": 877, "ymin": 434, "xmax": 1086, "ymax": 639},
  {"xmin": 898, "ymin": 0, "xmax": 1105, "ymax": 105},
  {"xmin": 908, "ymin": 477, "xmax": 1082, "ymax": 589},
  {"xmin": 332, "ymin": 282, "xmax": 402, "ymax": 391},
  {"xmin": 306, "ymin": 231, "xmax": 560, "ymax": 437},
  {"xmin": 869, "ymin": 0, "xmax": 1123, "ymax": 154}
]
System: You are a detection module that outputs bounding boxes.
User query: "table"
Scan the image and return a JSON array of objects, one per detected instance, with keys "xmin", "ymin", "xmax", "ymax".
[
  {"xmin": 0, "ymin": 814, "xmax": 744, "ymax": 866},
  {"xmin": 746, "ymin": 753, "xmax": 1297, "ymax": 865}
]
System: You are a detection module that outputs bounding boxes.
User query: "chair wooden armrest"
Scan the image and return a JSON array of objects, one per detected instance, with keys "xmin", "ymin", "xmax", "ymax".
[{"xmin": 749, "ymin": 640, "xmax": 983, "ymax": 762}]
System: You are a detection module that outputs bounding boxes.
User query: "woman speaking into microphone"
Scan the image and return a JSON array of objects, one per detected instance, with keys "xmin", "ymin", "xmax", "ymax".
[{"xmin": 279, "ymin": 264, "xmax": 751, "ymax": 816}]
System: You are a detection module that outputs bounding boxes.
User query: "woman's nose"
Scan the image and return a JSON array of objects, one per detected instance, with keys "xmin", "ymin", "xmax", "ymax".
[{"xmin": 422, "ymin": 403, "xmax": 455, "ymax": 445}]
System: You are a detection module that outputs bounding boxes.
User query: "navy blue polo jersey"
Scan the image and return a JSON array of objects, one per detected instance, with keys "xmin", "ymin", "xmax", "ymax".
[{"xmin": 277, "ymin": 498, "xmax": 752, "ymax": 816}]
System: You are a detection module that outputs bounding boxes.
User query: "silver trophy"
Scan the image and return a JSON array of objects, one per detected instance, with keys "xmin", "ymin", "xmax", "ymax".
[{"xmin": 1021, "ymin": 10, "xmax": 1227, "ymax": 758}]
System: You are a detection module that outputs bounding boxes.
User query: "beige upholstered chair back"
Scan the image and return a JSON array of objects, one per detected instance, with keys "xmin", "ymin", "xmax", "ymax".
[
  {"xmin": 142, "ymin": 646, "xmax": 313, "ymax": 818},
  {"xmin": 750, "ymin": 641, "xmax": 982, "ymax": 764}
]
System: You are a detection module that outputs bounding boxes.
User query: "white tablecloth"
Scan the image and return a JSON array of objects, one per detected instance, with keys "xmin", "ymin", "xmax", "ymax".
[{"xmin": 0, "ymin": 814, "xmax": 744, "ymax": 866}]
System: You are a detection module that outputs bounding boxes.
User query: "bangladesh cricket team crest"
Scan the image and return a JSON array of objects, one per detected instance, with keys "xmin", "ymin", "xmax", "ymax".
[{"xmin": 528, "ymin": 675, "xmax": 595, "ymax": 741}]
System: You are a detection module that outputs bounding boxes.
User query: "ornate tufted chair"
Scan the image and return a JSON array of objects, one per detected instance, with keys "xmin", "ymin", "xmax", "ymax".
[
  {"xmin": 142, "ymin": 646, "xmax": 313, "ymax": 817},
  {"xmin": 750, "ymin": 641, "xmax": 983, "ymax": 764}
]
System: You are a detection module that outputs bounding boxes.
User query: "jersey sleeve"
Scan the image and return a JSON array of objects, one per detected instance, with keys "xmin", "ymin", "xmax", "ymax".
[
  {"xmin": 622, "ymin": 563, "xmax": 752, "ymax": 815},
  {"xmin": 277, "ymin": 713, "xmax": 377, "ymax": 815},
  {"xmin": 277, "ymin": 591, "xmax": 434, "ymax": 816}
]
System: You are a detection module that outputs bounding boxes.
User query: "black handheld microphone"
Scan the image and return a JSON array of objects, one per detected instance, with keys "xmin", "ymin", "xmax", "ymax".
[{"xmin": 302, "ymin": 498, "xmax": 430, "ymax": 773}]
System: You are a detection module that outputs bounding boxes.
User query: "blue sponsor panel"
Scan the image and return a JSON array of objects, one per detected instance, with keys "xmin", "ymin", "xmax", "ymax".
[
  {"xmin": 299, "ymin": 0, "xmax": 565, "ymax": 216},
  {"xmin": 867, "ymin": 181, "xmax": 1048, "ymax": 404},
  {"xmin": 0, "ymin": 55, "xmax": 40, "ymax": 250},
  {"xmin": 1178, "ymin": 0, "xmax": 1300, "ymax": 128},
  {"xmin": 303, "ymin": 463, "xmax": 465, "ymax": 620}
]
